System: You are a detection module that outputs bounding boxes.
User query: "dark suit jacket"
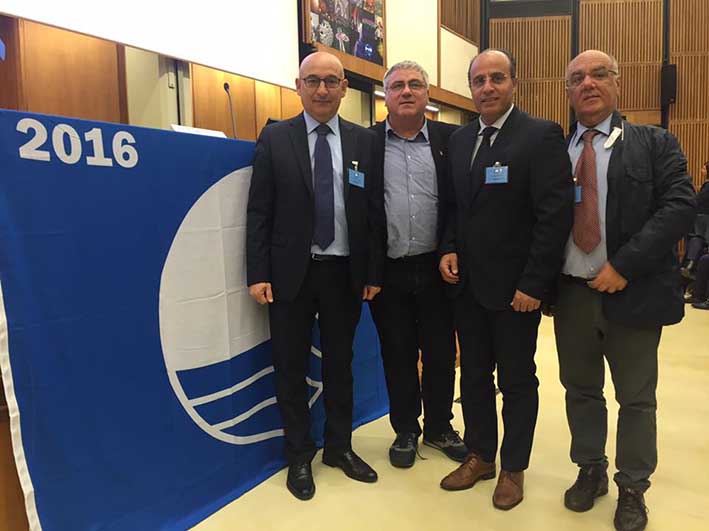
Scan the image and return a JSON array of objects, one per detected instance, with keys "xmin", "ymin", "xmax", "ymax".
[
  {"xmin": 440, "ymin": 106, "xmax": 574, "ymax": 310},
  {"xmin": 246, "ymin": 113, "xmax": 385, "ymax": 302},
  {"xmin": 568, "ymin": 111, "xmax": 696, "ymax": 327},
  {"xmin": 370, "ymin": 119, "xmax": 459, "ymax": 249}
]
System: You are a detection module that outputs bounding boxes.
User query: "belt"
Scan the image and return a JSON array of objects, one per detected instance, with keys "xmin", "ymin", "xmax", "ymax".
[
  {"xmin": 387, "ymin": 251, "xmax": 437, "ymax": 264},
  {"xmin": 561, "ymin": 274, "xmax": 592, "ymax": 286},
  {"xmin": 311, "ymin": 253, "xmax": 349, "ymax": 263}
]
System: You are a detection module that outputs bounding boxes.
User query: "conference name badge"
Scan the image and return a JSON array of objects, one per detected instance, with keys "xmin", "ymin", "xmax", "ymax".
[
  {"xmin": 348, "ymin": 160, "xmax": 365, "ymax": 188},
  {"xmin": 485, "ymin": 162, "xmax": 508, "ymax": 184}
]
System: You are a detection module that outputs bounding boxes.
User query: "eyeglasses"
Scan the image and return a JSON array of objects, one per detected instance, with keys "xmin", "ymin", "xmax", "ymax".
[
  {"xmin": 301, "ymin": 76, "xmax": 343, "ymax": 90},
  {"xmin": 566, "ymin": 67, "xmax": 618, "ymax": 88},
  {"xmin": 470, "ymin": 73, "xmax": 511, "ymax": 89},
  {"xmin": 386, "ymin": 80, "xmax": 427, "ymax": 93}
]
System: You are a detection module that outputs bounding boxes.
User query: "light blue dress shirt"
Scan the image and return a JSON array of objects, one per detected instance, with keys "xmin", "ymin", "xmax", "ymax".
[
  {"xmin": 303, "ymin": 112, "xmax": 349, "ymax": 256},
  {"xmin": 383, "ymin": 119, "xmax": 438, "ymax": 259},
  {"xmin": 562, "ymin": 113, "xmax": 614, "ymax": 279}
]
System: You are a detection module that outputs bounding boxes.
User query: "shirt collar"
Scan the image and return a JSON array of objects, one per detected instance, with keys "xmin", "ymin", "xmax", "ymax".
[
  {"xmin": 574, "ymin": 112, "xmax": 613, "ymax": 146},
  {"xmin": 478, "ymin": 104, "xmax": 514, "ymax": 135},
  {"xmin": 385, "ymin": 117, "xmax": 429, "ymax": 142},
  {"xmin": 303, "ymin": 111, "xmax": 340, "ymax": 137}
]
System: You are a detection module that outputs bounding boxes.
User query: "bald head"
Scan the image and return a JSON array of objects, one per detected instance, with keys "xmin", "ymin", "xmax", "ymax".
[
  {"xmin": 296, "ymin": 51, "xmax": 348, "ymax": 123},
  {"xmin": 566, "ymin": 50, "xmax": 618, "ymax": 79},
  {"xmin": 565, "ymin": 49, "xmax": 620, "ymax": 127},
  {"xmin": 299, "ymin": 51, "xmax": 345, "ymax": 79},
  {"xmin": 468, "ymin": 49, "xmax": 516, "ymax": 85}
]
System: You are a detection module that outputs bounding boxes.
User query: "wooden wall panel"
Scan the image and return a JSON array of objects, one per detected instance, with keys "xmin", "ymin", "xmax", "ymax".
[
  {"xmin": 0, "ymin": 16, "xmax": 23, "ymax": 111},
  {"xmin": 255, "ymin": 81, "xmax": 282, "ymax": 139},
  {"xmin": 670, "ymin": 0, "xmax": 709, "ymax": 189},
  {"xmin": 19, "ymin": 20, "xmax": 125, "ymax": 123},
  {"xmin": 670, "ymin": 55, "xmax": 709, "ymax": 122},
  {"xmin": 280, "ymin": 88, "xmax": 303, "ymax": 120},
  {"xmin": 616, "ymin": 63, "xmax": 662, "ymax": 112},
  {"xmin": 489, "ymin": 16, "xmax": 571, "ymax": 131},
  {"xmin": 580, "ymin": 0, "xmax": 662, "ymax": 63},
  {"xmin": 580, "ymin": 0, "xmax": 662, "ymax": 115},
  {"xmin": 516, "ymin": 80, "xmax": 569, "ymax": 134},
  {"xmin": 191, "ymin": 64, "xmax": 257, "ymax": 141},
  {"xmin": 671, "ymin": 123, "xmax": 709, "ymax": 190},
  {"xmin": 670, "ymin": 0, "xmax": 709, "ymax": 54},
  {"xmin": 441, "ymin": 0, "xmax": 480, "ymax": 45}
]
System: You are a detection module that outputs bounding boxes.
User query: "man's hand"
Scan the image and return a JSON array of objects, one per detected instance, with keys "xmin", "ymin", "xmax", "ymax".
[
  {"xmin": 249, "ymin": 282, "xmax": 273, "ymax": 304},
  {"xmin": 511, "ymin": 290, "xmax": 541, "ymax": 312},
  {"xmin": 439, "ymin": 253, "xmax": 460, "ymax": 284},
  {"xmin": 587, "ymin": 262, "xmax": 628, "ymax": 293},
  {"xmin": 363, "ymin": 285, "xmax": 382, "ymax": 301}
]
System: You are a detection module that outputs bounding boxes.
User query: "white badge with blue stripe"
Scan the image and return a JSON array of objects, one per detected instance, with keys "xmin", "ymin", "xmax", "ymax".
[{"xmin": 485, "ymin": 161, "xmax": 509, "ymax": 184}]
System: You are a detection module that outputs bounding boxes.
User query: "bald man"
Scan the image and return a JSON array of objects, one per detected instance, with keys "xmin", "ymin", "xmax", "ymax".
[
  {"xmin": 246, "ymin": 51, "xmax": 385, "ymax": 500},
  {"xmin": 554, "ymin": 50, "xmax": 695, "ymax": 531}
]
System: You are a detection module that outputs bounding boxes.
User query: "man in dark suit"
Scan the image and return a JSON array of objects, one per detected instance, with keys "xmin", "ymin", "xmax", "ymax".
[
  {"xmin": 369, "ymin": 60, "xmax": 467, "ymax": 469},
  {"xmin": 438, "ymin": 49, "xmax": 573, "ymax": 510},
  {"xmin": 246, "ymin": 51, "xmax": 385, "ymax": 501},
  {"xmin": 554, "ymin": 50, "xmax": 695, "ymax": 531}
]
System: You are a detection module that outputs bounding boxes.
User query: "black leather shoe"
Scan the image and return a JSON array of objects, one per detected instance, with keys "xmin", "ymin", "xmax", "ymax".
[
  {"xmin": 389, "ymin": 432, "xmax": 418, "ymax": 468},
  {"xmin": 692, "ymin": 299, "xmax": 709, "ymax": 310},
  {"xmin": 323, "ymin": 449, "xmax": 378, "ymax": 483},
  {"xmin": 286, "ymin": 462, "xmax": 315, "ymax": 500},
  {"xmin": 564, "ymin": 464, "xmax": 609, "ymax": 512},
  {"xmin": 614, "ymin": 487, "xmax": 648, "ymax": 531}
]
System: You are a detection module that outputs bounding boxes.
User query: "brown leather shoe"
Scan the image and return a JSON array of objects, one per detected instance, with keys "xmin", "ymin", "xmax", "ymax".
[
  {"xmin": 440, "ymin": 453, "xmax": 496, "ymax": 491},
  {"xmin": 493, "ymin": 470, "xmax": 524, "ymax": 510}
]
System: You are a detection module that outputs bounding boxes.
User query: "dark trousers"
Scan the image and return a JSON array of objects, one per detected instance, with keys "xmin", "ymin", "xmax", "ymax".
[
  {"xmin": 369, "ymin": 252, "xmax": 456, "ymax": 437},
  {"xmin": 553, "ymin": 277, "xmax": 661, "ymax": 492},
  {"xmin": 269, "ymin": 259, "xmax": 361, "ymax": 465},
  {"xmin": 455, "ymin": 290, "xmax": 541, "ymax": 471},
  {"xmin": 693, "ymin": 254, "xmax": 709, "ymax": 299}
]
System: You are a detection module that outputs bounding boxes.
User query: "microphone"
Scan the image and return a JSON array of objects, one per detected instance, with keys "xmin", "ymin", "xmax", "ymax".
[{"xmin": 223, "ymin": 82, "xmax": 237, "ymax": 138}]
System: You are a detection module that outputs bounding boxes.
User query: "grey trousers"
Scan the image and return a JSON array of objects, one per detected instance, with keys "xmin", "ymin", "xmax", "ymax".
[{"xmin": 553, "ymin": 277, "xmax": 661, "ymax": 492}]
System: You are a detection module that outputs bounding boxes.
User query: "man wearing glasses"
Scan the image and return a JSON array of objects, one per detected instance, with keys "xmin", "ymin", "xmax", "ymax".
[
  {"xmin": 438, "ymin": 49, "xmax": 573, "ymax": 510},
  {"xmin": 553, "ymin": 50, "xmax": 695, "ymax": 531},
  {"xmin": 369, "ymin": 60, "xmax": 467, "ymax": 469},
  {"xmin": 246, "ymin": 51, "xmax": 385, "ymax": 500}
]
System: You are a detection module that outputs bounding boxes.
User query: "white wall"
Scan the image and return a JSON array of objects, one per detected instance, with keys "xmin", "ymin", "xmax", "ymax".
[
  {"xmin": 440, "ymin": 28, "xmax": 478, "ymax": 98},
  {"xmin": 1, "ymin": 0, "xmax": 299, "ymax": 89},
  {"xmin": 385, "ymin": 0, "xmax": 439, "ymax": 86}
]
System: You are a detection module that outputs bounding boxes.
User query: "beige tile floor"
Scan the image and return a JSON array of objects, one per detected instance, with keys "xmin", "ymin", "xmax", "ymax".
[{"xmin": 193, "ymin": 307, "xmax": 709, "ymax": 531}]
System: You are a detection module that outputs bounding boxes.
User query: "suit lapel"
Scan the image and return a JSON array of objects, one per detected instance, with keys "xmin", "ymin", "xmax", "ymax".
[
  {"xmin": 457, "ymin": 121, "xmax": 479, "ymax": 210},
  {"xmin": 427, "ymin": 121, "xmax": 446, "ymax": 187},
  {"xmin": 340, "ymin": 117, "xmax": 357, "ymax": 201},
  {"xmin": 288, "ymin": 113, "xmax": 313, "ymax": 196}
]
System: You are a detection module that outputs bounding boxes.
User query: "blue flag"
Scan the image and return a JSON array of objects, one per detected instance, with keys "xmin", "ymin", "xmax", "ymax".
[
  {"xmin": 0, "ymin": 36, "xmax": 6, "ymax": 61},
  {"xmin": 0, "ymin": 110, "xmax": 388, "ymax": 530}
]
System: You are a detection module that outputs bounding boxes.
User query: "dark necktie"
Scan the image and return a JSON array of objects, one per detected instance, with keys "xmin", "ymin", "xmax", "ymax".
[
  {"xmin": 470, "ymin": 126, "xmax": 498, "ymax": 187},
  {"xmin": 572, "ymin": 130, "xmax": 601, "ymax": 254},
  {"xmin": 313, "ymin": 123, "xmax": 335, "ymax": 250}
]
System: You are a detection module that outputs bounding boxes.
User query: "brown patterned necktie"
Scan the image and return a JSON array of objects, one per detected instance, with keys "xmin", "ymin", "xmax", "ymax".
[{"xmin": 572, "ymin": 129, "xmax": 601, "ymax": 254}]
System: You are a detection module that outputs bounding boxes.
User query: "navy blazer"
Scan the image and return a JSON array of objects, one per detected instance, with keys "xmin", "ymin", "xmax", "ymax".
[
  {"xmin": 246, "ymin": 113, "xmax": 386, "ymax": 301},
  {"xmin": 440, "ymin": 107, "xmax": 574, "ymax": 309}
]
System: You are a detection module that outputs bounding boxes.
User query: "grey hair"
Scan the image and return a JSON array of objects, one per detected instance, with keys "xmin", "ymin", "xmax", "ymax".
[{"xmin": 383, "ymin": 60, "xmax": 430, "ymax": 90}]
